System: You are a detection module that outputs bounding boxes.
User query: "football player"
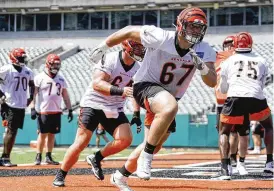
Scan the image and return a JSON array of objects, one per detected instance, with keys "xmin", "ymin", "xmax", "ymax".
[
  {"xmin": 0, "ymin": 48, "xmax": 34, "ymax": 167},
  {"xmin": 53, "ymin": 40, "xmax": 145, "ymax": 187},
  {"xmin": 30, "ymin": 54, "xmax": 73, "ymax": 165},
  {"xmin": 214, "ymin": 32, "xmax": 273, "ymax": 180},
  {"xmin": 89, "ymin": 7, "xmax": 217, "ymax": 185}
]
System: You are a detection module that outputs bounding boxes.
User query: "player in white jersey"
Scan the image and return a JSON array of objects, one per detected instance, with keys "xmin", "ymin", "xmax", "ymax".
[
  {"xmin": 89, "ymin": 7, "xmax": 217, "ymax": 187},
  {"xmin": 30, "ymin": 54, "xmax": 73, "ymax": 165},
  {"xmin": 213, "ymin": 32, "xmax": 273, "ymax": 180},
  {"xmin": 0, "ymin": 48, "xmax": 34, "ymax": 167},
  {"xmin": 53, "ymin": 40, "xmax": 145, "ymax": 187}
]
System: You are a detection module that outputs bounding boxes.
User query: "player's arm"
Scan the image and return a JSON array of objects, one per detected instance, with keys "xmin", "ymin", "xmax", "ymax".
[
  {"xmin": 27, "ymin": 80, "xmax": 35, "ymax": 106},
  {"xmin": 92, "ymin": 69, "xmax": 132, "ymax": 97},
  {"xmin": 201, "ymin": 62, "xmax": 217, "ymax": 88},
  {"xmin": 30, "ymin": 86, "xmax": 38, "ymax": 109},
  {"xmin": 62, "ymin": 89, "xmax": 72, "ymax": 111},
  {"xmin": 62, "ymin": 88, "xmax": 73, "ymax": 122},
  {"xmin": 219, "ymin": 61, "xmax": 229, "ymax": 94}
]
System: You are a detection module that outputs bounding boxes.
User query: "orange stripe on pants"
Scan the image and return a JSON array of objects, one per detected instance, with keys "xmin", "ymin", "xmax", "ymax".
[
  {"xmin": 220, "ymin": 114, "xmax": 244, "ymax": 124},
  {"xmin": 250, "ymin": 107, "xmax": 271, "ymax": 121},
  {"xmin": 144, "ymin": 111, "xmax": 155, "ymax": 127}
]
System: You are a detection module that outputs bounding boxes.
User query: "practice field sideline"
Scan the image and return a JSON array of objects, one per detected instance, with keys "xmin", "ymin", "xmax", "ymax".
[{"xmin": 0, "ymin": 150, "xmax": 272, "ymax": 191}]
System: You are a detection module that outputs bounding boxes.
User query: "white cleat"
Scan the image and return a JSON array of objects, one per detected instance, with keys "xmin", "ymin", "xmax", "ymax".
[
  {"xmin": 237, "ymin": 162, "xmax": 248, "ymax": 175},
  {"xmin": 264, "ymin": 161, "xmax": 273, "ymax": 173},
  {"xmin": 136, "ymin": 151, "xmax": 153, "ymax": 180},
  {"xmin": 248, "ymin": 150, "xmax": 261, "ymax": 155},
  {"xmin": 110, "ymin": 170, "xmax": 134, "ymax": 191}
]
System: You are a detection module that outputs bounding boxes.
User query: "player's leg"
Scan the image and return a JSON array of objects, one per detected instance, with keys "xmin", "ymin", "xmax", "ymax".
[
  {"xmin": 87, "ymin": 111, "xmax": 132, "ymax": 180},
  {"xmin": 34, "ymin": 114, "xmax": 48, "ymax": 165},
  {"xmin": 95, "ymin": 134, "xmax": 100, "ymax": 148},
  {"xmin": 229, "ymin": 130, "xmax": 238, "ymax": 167},
  {"xmin": 236, "ymin": 124, "xmax": 250, "ymax": 175},
  {"xmin": 53, "ymin": 108, "xmax": 98, "ymax": 187},
  {"xmin": 35, "ymin": 132, "xmax": 47, "ymax": 165},
  {"xmin": 212, "ymin": 97, "xmax": 245, "ymax": 180},
  {"xmin": 259, "ymin": 115, "xmax": 273, "ymax": 173},
  {"xmin": 45, "ymin": 133, "xmax": 59, "ymax": 165},
  {"xmin": 111, "ymin": 112, "xmax": 173, "ymax": 190},
  {"xmin": 102, "ymin": 134, "xmax": 109, "ymax": 143},
  {"xmin": 1, "ymin": 106, "xmax": 24, "ymax": 167},
  {"xmin": 249, "ymin": 124, "xmax": 263, "ymax": 154},
  {"xmin": 249, "ymin": 98, "xmax": 273, "ymax": 173},
  {"xmin": 135, "ymin": 89, "xmax": 177, "ymax": 179}
]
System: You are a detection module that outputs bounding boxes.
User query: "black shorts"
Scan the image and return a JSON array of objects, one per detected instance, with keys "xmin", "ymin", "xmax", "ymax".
[
  {"xmin": 96, "ymin": 128, "xmax": 106, "ymax": 136},
  {"xmin": 37, "ymin": 113, "xmax": 61, "ymax": 134},
  {"xmin": 253, "ymin": 123, "xmax": 264, "ymax": 138},
  {"xmin": 133, "ymin": 82, "xmax": 177, "ymax": 133},
  {"xmin": 217, "ymin": 106, "xmax": 250, "ymax": 136},
  {"xmin": 5, "ymin": 105, "xmax": 25, "ymax": 130},
  {"xmin": 220, "ymin": 97, "xmax": 271, "ymax": 125},
  {"xmin": 78, "ymin": 107, "xmax": 129, "ymax": 136}
]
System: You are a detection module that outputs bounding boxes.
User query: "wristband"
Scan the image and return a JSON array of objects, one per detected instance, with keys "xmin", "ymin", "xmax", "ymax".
[
  {"xmin": 200, "ymin": 65, "xmax": 209, "ymax": 76},
  {"xmin": 69, "ymin": 109, "xmax": 73, "ymax": 113},
  {"xmin": 110, "ymin": 86, "xmax": 124, "ymax": 96}
]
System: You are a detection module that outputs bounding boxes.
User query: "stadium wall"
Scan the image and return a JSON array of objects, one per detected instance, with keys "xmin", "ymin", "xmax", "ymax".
[{"xmin": 0, "ymin": 114, "xmax": 219, "ymax": 148}]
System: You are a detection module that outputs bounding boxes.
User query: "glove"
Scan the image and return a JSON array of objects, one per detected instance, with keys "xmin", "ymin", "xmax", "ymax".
[
  {"xmin": 189, "ymin": 48, "xmax": 209, "ymax": 75},
  {"xmin": 31, "ymin": 108, "xmax": 37, "ymax": 120},
  {"xmin": 130, "ymin": 111, "xmax": 142, "ymax": 134},
  {"xmin": 68, "ymin": 109, "xmax": 73, "ymax": 123},
  {"xmin": 90, "ymin": 41, "xmax": 109, "ymax": 64}
]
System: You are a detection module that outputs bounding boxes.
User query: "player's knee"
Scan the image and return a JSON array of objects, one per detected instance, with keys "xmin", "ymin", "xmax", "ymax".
[
  {"xmin": 6, "ymin": 128, "xmax": 18, "ymax": 137},
  {"xmin": 161, "ymin": 103, "xmax": 178, "ymax": 117},
  {"xmin": 119, "ymin": 137, "xmax": 132, "ymax": 149}
]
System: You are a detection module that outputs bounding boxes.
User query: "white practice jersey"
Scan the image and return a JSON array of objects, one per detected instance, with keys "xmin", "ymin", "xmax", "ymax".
[
  {"xmin": 80, "ymin": 51, "xmax": 140, "ymax": 111},
  {"xmin": 34, "ymin": 71, "xmax": 67, "ymax": 114},
  {"xmin": 133, "ymin": 25, "xmax": 216, "ymax": 98},
  {"xmin": 0, "ymin": 64, "xmax": 34, "ymax": 109},
  {"xmin": 220, "ymin": 53, "xmax": 268, "ymax": 100}
]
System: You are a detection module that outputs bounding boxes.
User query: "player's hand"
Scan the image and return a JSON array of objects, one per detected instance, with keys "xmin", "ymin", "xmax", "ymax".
[
  {"xmin": 122, "ymin": 87, "xmax": 133, "ymax": 98},
  {"xmin": 68, "ymin": 109, "xmax": 73, "ymax": 123},
  {"xmin": 31, "ymin": 108, "xmax": 37, "ymax": 120},
  {"xmin": 90, "ymin": 42, "xmax": 109, "ymax": 64},
  {"xmin": 189, "ymin": 48, "xmax": 205, "ymax": 70},
  {"xmin": 130, "ymin": 111, "xmax": 142, "ymax": 134}
]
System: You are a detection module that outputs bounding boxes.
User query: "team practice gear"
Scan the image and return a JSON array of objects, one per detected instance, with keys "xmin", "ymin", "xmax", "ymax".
[
  {"xmin": 130, "ymin": 111, "xmax": 142, "ymax": 134},
  {"xmin": 176, "ymin": 7, "xmax": 207, "ymax": 44},
  {"xmin": 122, "ymin": 40, "xmax": 146, "ymax": 62},
  {"xmin": 9, "ymin": 48, "xmax": 27, "ymax": 67},
  {"xmin": 234, "ymin": 32, "xmax": 253, "ymax": 52},
  {"xmin": 46, "ymin": 54, "xmax": 61, "ymax": 75},
  {"xmin": 223, "ymin": 36, "xmax": 235, "ymax": 51}
]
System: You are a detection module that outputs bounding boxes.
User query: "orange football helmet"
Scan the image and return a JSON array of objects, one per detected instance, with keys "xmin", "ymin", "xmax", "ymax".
[
  {"xmin": 176, "ymin": 7, "xmax": 207, "ymax": 44},
  {"xmin": 223, "ymin": 35, "xmax": 235, "ymax": 51},
  {"xmin": 9, "ymin": 48, "xmax": 27, "ymax": 66},
  {"xmin": 234, "ymin": 32, "xmax": 253, "ymax": 52},
  {"xmin": 122, "ymin": 40, "xmax": 146, "ymax": 62},
  {"xmin": 46, "ymin": 54, "xmax": 61, "ymax": 75}
]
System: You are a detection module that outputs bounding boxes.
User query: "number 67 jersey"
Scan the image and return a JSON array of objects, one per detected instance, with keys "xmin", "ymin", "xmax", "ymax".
[
  {"xmin": 34, "ymin": 71, "xmax": 68, "ymax": 114},
  {"xmin": 220, "ymin": 52, "xmax": 269, "ymax": 99},
  {"xmin": 133, "ymin": 25, "xmax": 216, "ymax": 99}
]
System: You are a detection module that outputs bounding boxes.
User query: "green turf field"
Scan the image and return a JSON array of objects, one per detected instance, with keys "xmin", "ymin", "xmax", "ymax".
[{"xmin": 0, "ymin": 146, "xmax": 217, "ymax": 164}]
